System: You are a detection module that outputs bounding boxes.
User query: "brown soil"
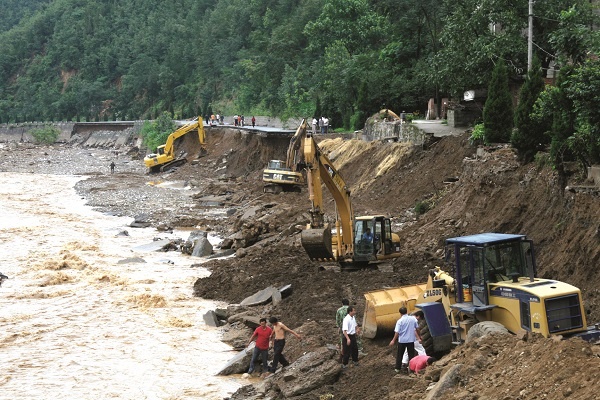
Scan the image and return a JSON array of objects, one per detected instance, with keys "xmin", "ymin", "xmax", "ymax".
[
  {"xmin": 179, "ymin": 127, "xmax": 600, "ymax": 399},
  {"xmin": 7, "ymin": 124, "xmax": 599, "ymax": 399}
]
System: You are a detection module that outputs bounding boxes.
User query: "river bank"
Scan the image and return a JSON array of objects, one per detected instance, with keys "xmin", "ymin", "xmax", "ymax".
[{"xmin": 0, "ymin": 146, "xmax": 243, "ymax": 399}]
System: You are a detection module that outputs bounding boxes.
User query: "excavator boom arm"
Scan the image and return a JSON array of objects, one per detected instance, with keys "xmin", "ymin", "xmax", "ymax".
[
  {"xmin": 301, "ymin": 120, "xmax": 354, "ymax": 260},
  {"xmin": 163, "ymin": 117, "xmax": 205, "ymax": 157}
]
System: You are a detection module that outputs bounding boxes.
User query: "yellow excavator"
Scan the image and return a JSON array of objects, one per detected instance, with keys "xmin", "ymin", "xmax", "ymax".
[
  {"xmin": 294, "ymin": 119, "xmax": 401, "ymax": 268},
  {"xmin": 262, "ymin": 123, "xmax": 305, "ymax": 193},
  {"xmin": 144, "ymin": 117, "xmax": 206, "ymax": 173},
  {"xmin": 363, "ymin": 233, "xmax": 600, "ymax": 355}
]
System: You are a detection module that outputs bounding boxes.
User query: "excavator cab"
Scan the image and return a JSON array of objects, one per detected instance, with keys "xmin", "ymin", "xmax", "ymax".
[{"xmin": 353, "ymin": 216, "xmax": 395, "ymax": 261}]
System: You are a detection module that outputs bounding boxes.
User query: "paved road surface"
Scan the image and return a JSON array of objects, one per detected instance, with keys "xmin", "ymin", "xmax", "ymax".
[{"xmin": 412, "ymin": 119, "xmax": 469, "ymax": 138}]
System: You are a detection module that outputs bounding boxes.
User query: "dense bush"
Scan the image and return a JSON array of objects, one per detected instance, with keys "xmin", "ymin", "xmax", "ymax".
[
  {"xmin": 140, "ymin": 112, "xmax": 176, "ymax": 153},
  {"xmin": 30, "ymin": 125, "xmax": 60, "ymax": 144}
]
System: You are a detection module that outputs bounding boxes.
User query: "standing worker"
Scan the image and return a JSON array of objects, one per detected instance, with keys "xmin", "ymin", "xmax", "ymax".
[
  {"xmin": 341, "ymin": 306, "xmax": 360, "ymax": 368},
  {"xmin": 389, "ymin": 306, "xmax": 422, "ymax": 374},
  {"xmin": 251, "ymin": 116, "xmax": 256, "ymax": 127},
  {"xmin": 246, "ymin": 318, "xmax": 272, "ymax": 375},
  {"xmin": 336, "ymin": 299, "xmax": 350, "ymax": 360},
  {"xmin": 110, "ymin": 161, "xmax": 115, "ymax": 174},
  {"xmin": 268, "ymin": 317, "xmax": 302, "ymax": 374}
]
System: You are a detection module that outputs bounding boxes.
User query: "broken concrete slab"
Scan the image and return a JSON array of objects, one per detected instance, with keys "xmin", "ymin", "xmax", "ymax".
[
  {"xmin": 132, "ymin": 239, "xmax": 173, "ymax": 252},
  {"xmin": 278, "ymin": 284, "xmax": 293, "ymax": 299},
  {"xmin": 272, "ymin": 288, "xmax": 282, "ymax": 306},
  {"xmin": 217, "ymin": 343, "xmax": 254, "ymax": 376},
  {"xmin": 221, "ymin": 322, "xmax": 253, "ymax": 348},
  {"xmin": 117, "ymin": 257, "xmax": 146, "ymax": 264},
  {"xmin": 240, "ymin": 286, "xmax": 279, "ymax": 306},
  {"xmin": 227, "ymin": 311, "xmax": 262, "ymax": 328},
  {"xmin": 206, "ymin": 249, "xmax": 235, "ymax": 259},
  {"xmin": 129, "ymin": 213, "xmax": 152, "ymax": 228},
  {"xmin": 240, "ymin": 206, "xmax": 261, "ymax": 221}
]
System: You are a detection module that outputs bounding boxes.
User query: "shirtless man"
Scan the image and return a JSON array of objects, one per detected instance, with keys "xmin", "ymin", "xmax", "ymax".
[{"xmin": 268, "ymin": 316, "xmax": 302, "ymax": 373}]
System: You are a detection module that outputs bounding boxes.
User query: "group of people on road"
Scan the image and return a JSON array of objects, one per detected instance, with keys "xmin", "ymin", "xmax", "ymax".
[
  {"xmin": 246, "ymin": 316, "xmax": 302, "ymax": 376},
  {"xmin": 311, "ymin": 116, "xmax": 330, "ymax": 135}
]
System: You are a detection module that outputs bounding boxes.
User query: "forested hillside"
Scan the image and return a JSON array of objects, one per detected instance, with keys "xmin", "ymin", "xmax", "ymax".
[
  {"xmin": 0, "ymin": 0, "xmax": 50, "ymax": 31},
  {"xmin": 0, "ymin": 0, "xmax": 597, "ymax": 132}
]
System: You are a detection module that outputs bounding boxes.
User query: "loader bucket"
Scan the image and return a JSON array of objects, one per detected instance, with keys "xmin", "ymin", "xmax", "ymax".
[
  {"xmin": 301, "ymin": 228, "xmax": 333, "ymax": 261},
  {"xmin": 362, "ymin": 283, "xmax": 427, "ymax": 339}
]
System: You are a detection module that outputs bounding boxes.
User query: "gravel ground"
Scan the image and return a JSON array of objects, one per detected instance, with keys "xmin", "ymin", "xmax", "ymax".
[{"xmin": 0, "ymin": 142, "xmax": 194, "ymax": 225}]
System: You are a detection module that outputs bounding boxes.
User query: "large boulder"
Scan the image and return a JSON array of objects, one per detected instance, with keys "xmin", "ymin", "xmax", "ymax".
[
  {"xmin": 182, "ymin": 230, "xmax": 213, "ymax": 257},
  {"xmin": 270, "ymin": 346, "xmax": 341, "ymax": 398}
]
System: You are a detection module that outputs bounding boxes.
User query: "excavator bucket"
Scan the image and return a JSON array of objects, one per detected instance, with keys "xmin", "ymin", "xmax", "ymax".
[
  {"xmin": 362, "ymin": 283, "xmax": 427, "ymax": 339},
  {"xmin": 301, "ymin": 228, "xmax": 333, "ymax": 261}
]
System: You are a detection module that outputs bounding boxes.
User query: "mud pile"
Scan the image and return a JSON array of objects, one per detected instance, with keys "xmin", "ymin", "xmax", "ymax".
[{"xmin": 178, "ymin": 128, "xmax": 600, "ymax": 399}]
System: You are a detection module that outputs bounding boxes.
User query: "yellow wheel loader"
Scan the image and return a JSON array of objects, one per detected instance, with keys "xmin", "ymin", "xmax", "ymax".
[{"xmin": 363, "ymin": 233, "xmax": 600, "ymax": 355}]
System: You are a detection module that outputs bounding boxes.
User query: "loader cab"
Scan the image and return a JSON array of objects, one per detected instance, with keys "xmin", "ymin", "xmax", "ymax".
[
  {"xmin": 445, "ymin": 233, "xmax": 536, "ymax": 306},
  {"xmin": 353, "ymin": 216, "xmax": 394, "ymax": 259}
]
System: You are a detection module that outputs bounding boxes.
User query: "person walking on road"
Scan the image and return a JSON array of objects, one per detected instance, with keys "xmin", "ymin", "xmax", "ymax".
[
  {"xmin": 246, "ymin": 318, "xmax": 272, "ymax": 375},
  {"xmin": 110, "ymin": 161, "xmax": 115, "ymax": 174},
  {"xmin": 312, "ymin": 117, "xmax": 318, "ymax": 135},
  {"xmin": 342, "ymin": 306, "xmax": 360, "ymax": 368},
  {"xmin": 268, "ymin": 317, "xmax": 302, "ymax": 374},
  {"xmin": 251, "ymin": 116, "xmax": 256, "ymax": 127},
  {"xmin": 389, "ymin": 306, "xmax": 422, "ymax": 374}
]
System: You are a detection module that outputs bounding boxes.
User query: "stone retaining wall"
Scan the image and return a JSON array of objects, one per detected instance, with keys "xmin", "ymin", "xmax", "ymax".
[
  {"xmin": 361, "ymin": 120, "xmax": 426, "ymax": 145},
  {"xmin": 0, "ymin": 122, "xmax": 74, "ymax": 143}
]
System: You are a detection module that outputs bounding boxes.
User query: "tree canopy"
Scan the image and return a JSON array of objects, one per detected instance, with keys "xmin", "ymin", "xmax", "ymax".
[{"xmin": 0, "ymin": 0, "xmax": 597, "ymax": 139}]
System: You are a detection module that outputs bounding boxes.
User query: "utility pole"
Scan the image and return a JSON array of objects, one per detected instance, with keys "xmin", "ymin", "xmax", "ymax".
[{"xmin": 528, "ymin": 0, "xmax": 534, "ymax": 71}]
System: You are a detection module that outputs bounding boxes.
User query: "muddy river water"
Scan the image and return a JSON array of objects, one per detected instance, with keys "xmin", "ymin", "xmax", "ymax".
[{"xmin": 0, "ymin": 173, "xmax": 241, "ymax": 399}]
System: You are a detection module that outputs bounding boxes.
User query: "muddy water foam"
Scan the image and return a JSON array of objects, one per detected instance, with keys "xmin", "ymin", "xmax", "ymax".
[{"xmin": 0, "ymin": 173, "xmax": 241, "ymax": 399}]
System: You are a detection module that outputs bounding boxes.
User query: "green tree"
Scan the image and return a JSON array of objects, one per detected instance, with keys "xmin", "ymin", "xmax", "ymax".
[
  {"xmin": 30, "ymin": 124, "xmax": 60, "ymax": 144},
  {"xmin": 140, "ymin": 111, "xmax": 176, "ymax": 153},
  {"xmin": 511, "ymin": 58, "xmax": 549, "ymax": 161},
  {"xmin": 483, "ymin": 61, "xmax": 513, "ymax": 143}
]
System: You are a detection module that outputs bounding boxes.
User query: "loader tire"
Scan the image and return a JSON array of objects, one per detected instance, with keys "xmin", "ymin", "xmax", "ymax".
[
  {"xmin": 466, "ymin": 321, "xmax": 509, "ymax": 343},
  {"xmin": 418, "ymin": 319, "xmax": 434, "ymax": 356}
]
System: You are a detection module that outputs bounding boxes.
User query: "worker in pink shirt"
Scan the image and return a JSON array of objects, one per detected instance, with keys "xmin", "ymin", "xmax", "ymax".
[{"xmin": 408, "ymin": 355, "xmax": 436, "ymax": 374}]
